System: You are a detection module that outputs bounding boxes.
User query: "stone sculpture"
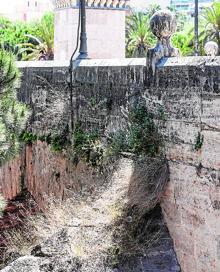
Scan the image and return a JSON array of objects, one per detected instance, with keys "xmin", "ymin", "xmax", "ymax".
[{"xmin": 147, "ymin": 10, "xmax": 180, "ymax": 75}]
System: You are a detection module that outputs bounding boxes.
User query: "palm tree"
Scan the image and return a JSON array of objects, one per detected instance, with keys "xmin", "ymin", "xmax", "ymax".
[
  {"xmin": 172, "ymin": 24, "xmax": 195, "ymax": 56},
  {"xmin": 19, "ymin": 12, "xmax": 54, "ymax": 60},
  {"xmin": 146, "ymin": 3, "xmax": 161, "ymax": 18},
  {"xmin": 201, "ymin": 1, "xmax": 220, "ymax": 52},
  {"xmin": 126, "ymin": 12, "xmax": 156, "ymax": 57}
]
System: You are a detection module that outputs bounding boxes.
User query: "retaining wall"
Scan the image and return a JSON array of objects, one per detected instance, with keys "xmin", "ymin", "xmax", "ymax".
[{"xmin": 0, "ymin": 57, "xmax": 220, "ymax": 271}]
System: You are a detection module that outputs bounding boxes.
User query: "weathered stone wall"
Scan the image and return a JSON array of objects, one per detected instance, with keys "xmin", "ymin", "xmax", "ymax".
[
  {"xmin": 71, "ymin": 57, "xmax": 220, "ymax": 271},
  {"xmin": 0, "ymin": 157, "xmax": 22, "ymax": 200},
  {"xmin": 0, "ymin": 57, "xmax": 220, "ymax": 271},
  {"xmin": 1, "ymin": 61, "xmax": 109, "ymax": 207},
  {"xmin": 154, "ymin": 58, "xmax": 220, "ymax": 272},
  {"xmin": 68, "ymin": 57, "xmax": 220, "ymax": 272}
]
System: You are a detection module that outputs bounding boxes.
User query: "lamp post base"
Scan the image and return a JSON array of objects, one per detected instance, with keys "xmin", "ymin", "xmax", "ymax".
[{"xmin": 77, "ymin": 52, "xmax": 89, "ymax": 59}]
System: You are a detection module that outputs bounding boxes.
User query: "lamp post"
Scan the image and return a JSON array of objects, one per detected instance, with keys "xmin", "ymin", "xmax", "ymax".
[
  {"xmin": 194, "ymin": 0, "xmax": 199, "ymax": 56},
  {"xmin": 77, "ymin": 0, "xmax": 88, "ymax": 59}
]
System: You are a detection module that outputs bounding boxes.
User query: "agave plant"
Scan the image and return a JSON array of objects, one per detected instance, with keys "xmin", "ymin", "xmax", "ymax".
[
  {"xmin": 126, "ymin": 12, "xmax": 156, "ymax": 57},
  {"xmin": 200, "ymin": 1, "xmax": 220, "ymax": 52},
  {"xmin": 20, "ymin": 34, "xmax": 53, "ymax": 60},
  {"xmin": 19, "ymin": 13, "xmax": 54, "ymax": 61}
]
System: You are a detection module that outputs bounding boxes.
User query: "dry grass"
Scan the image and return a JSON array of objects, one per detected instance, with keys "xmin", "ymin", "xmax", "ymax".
[
  {"xmin": 127, "ymin": 156, "xmax": 169, "ymax": 218},
  {"xmin": 109, "ymin": 157, "xmax": 169, "ymax": 260},
  {"xmin": 1, "ymin": 157, "xmax": 169, "ymax": 270}
]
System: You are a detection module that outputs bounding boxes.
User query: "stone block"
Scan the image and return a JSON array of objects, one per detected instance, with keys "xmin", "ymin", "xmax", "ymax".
[
  {"xmin": 161, "ymin": 200, "xmax": 182, "ymax": 226},
  {"xmin": 202, "ymin": 97, "xmax": 220, "ymax": 130},
  {"xmin": 202, "ymin": 66, "xmax": 220, "ymax": 94},
  {"xmin": 195, "ymin": 167, "xmax": 220, "ymax": 193},
  {"xmin": 180, "ymin": 207, "xmax": 206, "ymax": 229},
  {"xmin": 163, "ymin": 120, "xmax": 200, "ymax": 145},
  {"xmin": 174, "ymin": 227, "xmax": 195, "ymax": 255},
  {"xmin": 193, "ymin": 194, "xmax": 212, "ymax": 210},
  {"xmin": 205, "ymin": 209, "xmax": 220, "ymax": 235},
  {"xmin": 201, "ymin": 131, "xmax": 220, "ymax": 169},
  {"xmin": 195, "ymin": 244, "xmax": 217, "ymax": 272},
  {"xmin": 161, "ymin": 86, "xmax": 202, "ymax": 122},
  {"xmin": 182, "ymin": 254, "xmax": 198, "ymax": 272},
  {"xmin": 165, "ymin": 142, "xmax": 201, "ymax": 166}
]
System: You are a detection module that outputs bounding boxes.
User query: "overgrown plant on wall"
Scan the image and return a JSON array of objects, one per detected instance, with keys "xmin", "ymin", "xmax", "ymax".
[
  {"xmin": 72, "ymin": 104, "xmax": 165, "ymax": 168},
  {"xmin": 0, "ymin": 49, "xmax": 29, "ymax": 166}
]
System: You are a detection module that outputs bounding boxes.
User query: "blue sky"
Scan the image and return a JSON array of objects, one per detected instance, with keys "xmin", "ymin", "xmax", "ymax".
[{"xmin": 130, "ymin": 0, "xmax": 170, "ymax": 9}]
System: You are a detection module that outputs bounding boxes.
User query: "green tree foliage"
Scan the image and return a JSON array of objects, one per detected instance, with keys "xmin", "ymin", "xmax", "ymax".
[
  {"xmin": 126, "ymin": 12, "xmax": 156, "ymax": 57},
  {"xmin": 173, "ymin": 2, "xmax": 220, "ymax": 56},
  {"xmin": 0, "ymin": 49, "xmax": 29, "ymax": 165},
  {"xmin": 0, "ymin": 17, "xmax": 38, "ymax": 56},
  {"xmin": 200, "ymin": 1, "xmax": 220, "ymax": 52},
  {"xmin": 0, "ymin": 17, "xmax": 35, "ymax": 46},
  {"xmin": 126, "ymin": 3, "xmax": 220, "ymax": 57},
  {"xmin": 172, "ymin": 24, "xmax": 195, "ymax": 56},
  {"xmin": 146, "ymin": 3, "xmax": 161, "ymax": 18},
  {"xmin": 0, "ymin": 12, "xmax": 54, "ymax": 60},
  {"xmin": 20, "ymin": 13, "xmax": 54, "ymax": 60}
]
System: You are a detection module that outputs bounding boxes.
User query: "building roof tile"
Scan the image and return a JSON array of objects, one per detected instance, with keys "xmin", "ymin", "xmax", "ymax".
[{"xmin": 53, "ymin": 0, "xmax": 130, "ymax": 10}]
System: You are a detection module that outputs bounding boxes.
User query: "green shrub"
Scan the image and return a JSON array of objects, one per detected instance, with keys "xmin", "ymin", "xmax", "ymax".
[
  {"xmin": 72, "ymin": 105, "xmax": 165, "ymax": 167},
  {"xmin": 109, "ymin": 106, "xmax": 164, "ymax": 157},
  {"xmin": 0, "ymin": 12, "xmax": 54, "ymax": 60},
  {"xmin": 0, "ymin": 17, "xmax": 38, "ymax": 47},
  {"xmin": 73, "ymin": 124, "xmax": 104, "ymax": 166},
  {"xmin": 0, "ymin": 49, "xmax": 29, "ymax": 165},
  {"xmin": 108, "ymin": 131, "xmax": 127, "ymax": 156}
]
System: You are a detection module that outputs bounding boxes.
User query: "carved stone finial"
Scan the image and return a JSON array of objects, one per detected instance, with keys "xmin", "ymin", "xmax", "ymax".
[
  {"xmin": 147, "ymin": 10, "xmax": 180, "ymax": 75},
  {"xmin": 150, "ymin": 10, "xmax": 176, "ymax": 41},
  {"xmin": 204, "ymin": 41, "xmax": 219, "ymax": 57}
]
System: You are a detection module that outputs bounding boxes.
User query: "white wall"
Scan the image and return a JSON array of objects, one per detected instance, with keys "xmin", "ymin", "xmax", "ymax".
[
  {"xmin": 0, "ymin": 0, "xmax": 53, "ymax": 21},
  {"xmin": 54, "ymin": 8, "xmax": 126, "ymax": 60}
]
